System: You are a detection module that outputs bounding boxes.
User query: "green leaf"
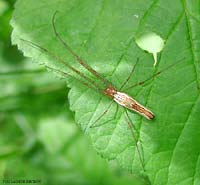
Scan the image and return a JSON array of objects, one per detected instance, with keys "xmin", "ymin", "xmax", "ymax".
[
  {"xmin": 11, "ymin": 0, "xmax": 200, "ymax": 184},
  {"xmin": 0, "ymin": 161, "xmax": 5, "ymax": 178}
]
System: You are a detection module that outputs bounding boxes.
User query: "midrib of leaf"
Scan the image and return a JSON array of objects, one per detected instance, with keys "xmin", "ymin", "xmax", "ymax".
[{"xmin": 182, "ymin": 0, "xmax": 200, "ymax": 90}]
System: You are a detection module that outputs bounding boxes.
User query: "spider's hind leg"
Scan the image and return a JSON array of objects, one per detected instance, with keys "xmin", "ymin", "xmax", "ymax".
[{"xmin": 124, "ymin": 109, "xmax": 145, "ymax": 171}]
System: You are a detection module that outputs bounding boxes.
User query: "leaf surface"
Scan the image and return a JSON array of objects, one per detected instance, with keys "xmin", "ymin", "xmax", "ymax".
[{"xmin": 11, "ymin": 0, "xmax": 200, "ymax": 184}]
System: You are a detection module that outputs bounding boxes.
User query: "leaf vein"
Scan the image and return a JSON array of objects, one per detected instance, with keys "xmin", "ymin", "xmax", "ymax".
[
  {"xmin": 83, "ymin": 0, "xmax": 105, "ymax": 46},
  {"xmin": 137, "ymin": 0, "xmax": 160, "ymax": 29},
  {"xmin": 182, "ymin": 0, "xmax": 200, "ymax": 90},
  {"xmin": 192, "ymin": 154, "xmax": 200, "ymax": 185},
  {"xmin": 166, "ymin": 94, "xmax": 200, "ymax": 185}
]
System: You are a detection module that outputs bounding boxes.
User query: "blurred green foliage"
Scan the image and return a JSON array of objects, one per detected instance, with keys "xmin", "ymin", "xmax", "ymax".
[{"xmin": 0, "ymin": 1, "xmax": 145, "ymax": 184}]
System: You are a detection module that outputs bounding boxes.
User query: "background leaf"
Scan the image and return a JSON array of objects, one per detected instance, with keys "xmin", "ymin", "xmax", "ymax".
[
  {"xmin": 0, "ymin": 44, "xmax": 144, "ymax": 185},
  {"xmin": 11, "ymin": 0, "xmax": 200, "ymax": 184}
]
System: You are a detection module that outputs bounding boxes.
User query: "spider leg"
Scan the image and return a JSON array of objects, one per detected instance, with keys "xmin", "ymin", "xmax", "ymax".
[
  {"xmin": 125, "ymin": 57, "xmax": 185, "ymax": 90},
  {"xmin": 89, "ymin": 100, "xmax": 116, "ymax": 128},
  {"xmin": 124, "ymin": 109, "xmax": 145, "ymax": 171},
  {"xmin": 120, "ymin": 58, "xmax": 140, "ymax": 90}
]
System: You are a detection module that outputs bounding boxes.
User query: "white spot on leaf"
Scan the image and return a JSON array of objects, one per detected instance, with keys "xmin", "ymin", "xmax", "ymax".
[
  {"xmin": 133, "ymin": 14, "xmax": 139, "ymax": 19},
  {"xmin": 136, "ymin": 32, "xmax": 165, "ymax": 66}
]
